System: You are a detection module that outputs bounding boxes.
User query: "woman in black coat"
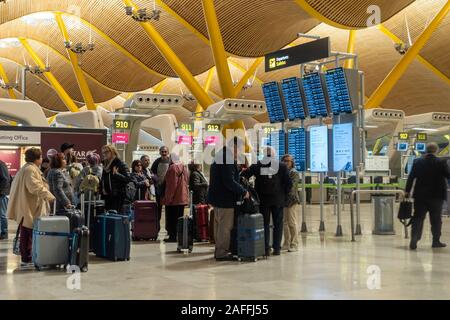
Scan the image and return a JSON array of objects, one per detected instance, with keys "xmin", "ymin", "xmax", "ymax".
[
  {"xmin": 130, "ymin": 159, "xmax": 150, "ymax": 201},
  {"xmin": 100, "ymin": 145, "xmax": 131, "ymax": 213},
  {"xmin": 189, "ymin": 163, "xmax": 208, "ymax": 205}
]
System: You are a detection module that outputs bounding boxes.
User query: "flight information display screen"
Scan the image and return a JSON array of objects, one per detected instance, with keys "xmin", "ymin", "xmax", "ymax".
[
  {"xmin": 288, "ymin": 128, "xmax": 307, "ymax": 172},
  {"xmin": 280, "ymin": 77, "xmax": 306, "ymax": 121},
  {"xmin": 309, "ymin": 125, "xmax": 328, "ymax": 172},
  {"xmin": 302, "ymin": 72, "xmax": 328, "ymax": 118},
  {"xmin": 262, "ymin": 82, "xmax": 286, "ymax": 123},
  {"xmin": 268, "ymin": 130, "xmax": 286, "ymax": 160},
  {"xmin": 332, "ymin": 123, "xmax": 353, "ymax": 172},
  {"xmin": 324, "ymin": 67, "xmax": 353, "ymax": 115}
]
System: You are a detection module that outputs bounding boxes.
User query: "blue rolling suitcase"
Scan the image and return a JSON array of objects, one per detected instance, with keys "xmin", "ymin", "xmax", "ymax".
[
  {"xmin": 237, "ymin": 213, "xmax": 265, "ymax": 262},
  {"xmin": 93, "ymin": 213, "xmax": 131, "ymax": 261}
]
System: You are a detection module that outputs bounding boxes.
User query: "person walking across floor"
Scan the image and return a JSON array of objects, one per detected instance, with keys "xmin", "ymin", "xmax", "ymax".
[
  {"xmin": 47, "ymin": 153, "xmax": 74, "ymax": 212},
  {"xmin": 161, "ymin": 153, "xmax": 189, "ymax": 242},
  {"xmin": 0, "ymin": 160, "xmax": 10, "ymax": 240},
  {"xmin": 151, "ymin": 146, "xmax": 171, "ymax": 223},
  {"xmin": 7, "ymin": 148, "xmax": 55, "ymax": 266},
  {"xmin": 406, "ymin": 142, "xmax": 450, "ymax": 250},
  {"xmin": 100, "ymin": 145, "xmax": 131, "ymax": 213},
  {"xmin": 241, "ymin": 147, "xmax": 292, "ymax": 256},
  {"xmin": 130, "ymin": 159, "xmax": 151, "ymax": 201},
  {"xmin": 208, "ymin": 137, "xmax": 249, "ymax": 261},
  {"xmin": 281, "ymin": 154, "xmax": 300, "ymax": 252}
]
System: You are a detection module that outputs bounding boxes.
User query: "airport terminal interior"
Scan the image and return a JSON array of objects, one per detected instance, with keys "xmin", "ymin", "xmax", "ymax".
[{"xmin": 0, "ymin": 0, "xmax": 449, "ymax": 300}]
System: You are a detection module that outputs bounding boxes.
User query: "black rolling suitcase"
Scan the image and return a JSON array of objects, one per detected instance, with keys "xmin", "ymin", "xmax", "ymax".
[
  {"xmin": 177, "ymin": 191, "xmax": 194, "ymax": 253},
  {"xmin": 81, "ymin": 192, "xmax": 104, "ymax": 252},
  {"xmin": 69, "ymin": 226, "xmax": 89, "ymax": 272}
]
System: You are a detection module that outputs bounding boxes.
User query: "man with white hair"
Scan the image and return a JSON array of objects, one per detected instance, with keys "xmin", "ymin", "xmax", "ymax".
[
  {"xmin": 241, "ymin": 146, "xmax": 292, "ymax": 256},
  {"xmin": 406, "ymin": 142, "xmax": 450, "ymax": 250}
]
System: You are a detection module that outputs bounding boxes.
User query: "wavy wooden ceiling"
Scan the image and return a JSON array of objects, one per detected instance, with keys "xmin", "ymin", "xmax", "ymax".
[
  {"xmin": 303, "ymin": 0, "xmax": 416, "ymax": 28},
  {"xmin": 0, "ymin": 0, "xmax": 447, "ymax": 122},
  {"xmin": 383, "ymin": 0, "xmax": 450, "ymax": 78}
]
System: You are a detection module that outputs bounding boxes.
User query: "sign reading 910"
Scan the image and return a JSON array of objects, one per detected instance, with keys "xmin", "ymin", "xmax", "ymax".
[{"xmin": 114, "ymin": 119, "xmax": 131, "ymax": 130}]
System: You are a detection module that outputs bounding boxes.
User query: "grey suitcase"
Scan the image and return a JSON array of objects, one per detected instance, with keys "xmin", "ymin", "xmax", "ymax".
[
  {"xmin": 32, "ymin": 216, "xmax": 71, "ymax": 271},
  {"xmin": 237, "ymin": 213, "xmax": 265, "ymax": 262}
]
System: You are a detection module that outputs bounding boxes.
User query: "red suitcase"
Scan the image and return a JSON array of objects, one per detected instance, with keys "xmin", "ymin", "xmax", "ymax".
[
  {"xmin": 195, "ymin": 204, "xmax": 209, "ymax": 242},
  {"xmin": 132, "ymin": 200, "xmax": 159, "ymax": 241}
]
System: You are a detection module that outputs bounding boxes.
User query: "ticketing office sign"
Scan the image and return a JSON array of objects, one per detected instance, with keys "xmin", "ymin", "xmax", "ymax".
[
  {"xmin": 0, "ymin": 131, "xmax": 41, "ymax": 145},
  {"xmin": 265, "ymin": 37, "xmax": 330, "ymax": 72}
]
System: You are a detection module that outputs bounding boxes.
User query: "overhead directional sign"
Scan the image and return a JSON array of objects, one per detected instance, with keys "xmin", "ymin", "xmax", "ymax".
[{"xmin": 265, "ymin": 37, "xmax": 330, "ymax": 72}]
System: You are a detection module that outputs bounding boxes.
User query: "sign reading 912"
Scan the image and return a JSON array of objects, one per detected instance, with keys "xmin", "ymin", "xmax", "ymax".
[{"xmin": 113, "ymin": 119, "xmax": 130, "ymax": 130}]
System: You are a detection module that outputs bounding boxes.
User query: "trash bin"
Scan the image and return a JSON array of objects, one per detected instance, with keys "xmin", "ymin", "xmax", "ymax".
[{"xmin": 372, "ymin": 194, "xmax": 396, "ymax": 235}]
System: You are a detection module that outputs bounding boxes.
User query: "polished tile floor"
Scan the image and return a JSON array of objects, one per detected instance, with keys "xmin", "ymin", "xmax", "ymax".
[{"xmin": 1, "ymin": 203, "xmax": 450, "ymax": 300}]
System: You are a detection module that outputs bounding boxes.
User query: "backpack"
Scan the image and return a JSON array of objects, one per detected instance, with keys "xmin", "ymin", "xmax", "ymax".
[
  {"xmin": 125, "ymin": 181, "xmax": 137, "ymax": 202},
  {"xmin": 68, "ymin": 164, "xmax": 81, "ymax": 180},
  {"xmin": 79, "ymin": 168, "xmax": 100, "ymax": 193}
]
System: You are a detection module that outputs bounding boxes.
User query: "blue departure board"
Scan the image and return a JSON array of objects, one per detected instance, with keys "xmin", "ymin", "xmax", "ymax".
[
  {"xmin": 324, "ymin": 68, "xmax": 353, "ymax": 115},
  {"xmin": 280, "ymin": 77, "xmax": 306, "ymax": 121},
  {"xmin": 288, "ymin": 128, "xmax": 307, "ymax": 172},
  {"xmin": 262, "ymin": 82, "xmax": 286, "ymax": 123},
  {"xmin": 302, "ymin": 72, "xmax": 328, "ymax": 118},
  {"xmin": 268, "ymin": 130, "xmax": 286, "ymax": 160}
]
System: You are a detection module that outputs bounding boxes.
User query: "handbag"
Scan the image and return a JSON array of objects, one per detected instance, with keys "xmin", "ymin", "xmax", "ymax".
[
  {"xmin": 12, "ymin": 218, "xmax": 23, "ymax": 256},
  {"xmin": 398, "ymin": 200, "xmax": 413, "ymax": 226}
]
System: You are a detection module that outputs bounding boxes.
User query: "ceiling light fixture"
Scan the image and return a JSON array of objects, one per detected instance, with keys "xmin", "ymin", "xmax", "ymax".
[{"xmin": 125, "ymin": 1, "xmax": 161, "ymax": 22}]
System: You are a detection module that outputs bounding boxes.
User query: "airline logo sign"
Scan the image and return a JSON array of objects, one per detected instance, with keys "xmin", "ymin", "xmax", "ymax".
[{"xmin": 265, "ymin": 37, "xmax": 330, "ymax": 72}]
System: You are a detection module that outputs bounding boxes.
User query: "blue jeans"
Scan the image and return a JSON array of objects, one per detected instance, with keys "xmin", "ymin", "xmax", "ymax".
[
  {"xmin": 260, "ymin": 205, "xmax": 284, "ymax": 251},
  {"xmin": 0, "ymin": 195, "xmax": 8, "ymax": 235}
]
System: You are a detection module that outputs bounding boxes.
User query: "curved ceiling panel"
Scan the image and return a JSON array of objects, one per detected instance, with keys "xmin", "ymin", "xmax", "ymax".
[
  {"xmin": 0, "ymin": 39, "xmax": 119, "ymax": 104},
  {"xmin": 298, "ymin": 0, "xmax": 415, "ymax": 28},
  {"xmin": 383, "ymin": 0, "xmax": 450, "ymax": 78},
  {"xmin": 0, "ymin": 57, "xmax": 82, "ymax": 112},
  {"xmin": 0, "ymin": 16, "xmax": 164, "ymax": 92},
  {"xmin": 162, "ymin": 0, "xmax": 320, "ymax": 57}
]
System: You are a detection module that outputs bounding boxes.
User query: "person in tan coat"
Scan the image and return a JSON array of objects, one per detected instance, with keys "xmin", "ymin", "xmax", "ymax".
[{"xmin": 7, "ymin": 148, "xmax": 55, "ymax": 265}]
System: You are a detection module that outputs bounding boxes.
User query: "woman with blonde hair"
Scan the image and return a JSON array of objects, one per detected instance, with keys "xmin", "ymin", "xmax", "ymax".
[{"xmin": 100, "ymin": 145, "xmax": 131, "ymax": 213}]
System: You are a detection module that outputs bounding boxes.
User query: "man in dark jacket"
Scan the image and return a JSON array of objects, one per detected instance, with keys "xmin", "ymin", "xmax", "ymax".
[
  {"xmin": 241, "ymin": 147, "xmax": 292, "ymax": 256},
  {"xmin": 406, "ymin": 142, "xmax": 450, "ymax": 250},
  {"xmin": 0, "ymin": 160, "xmax": 10, "ymax": 240},
  {"xmin": 208, "ymin": 138, "xmax": 249, "ymax": 261},
  {"xmin": 150, "ymin": 146, "xmax": 170, "ymax": 222}
]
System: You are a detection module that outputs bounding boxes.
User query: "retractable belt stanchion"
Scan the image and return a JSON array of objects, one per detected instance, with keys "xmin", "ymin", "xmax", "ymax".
[
  {"xmin": 318, "ymin": 116, "xmax": 325, "ymax": 232},
  {"xmin": 335, "ymin": 114, "xmax": 343, "ymax": 236},
  {"xmin": 355, "ymin": 71, "xmax": 365, "ymax": 235},
  {"xmin": 300, "ymin": 119, "xmax": 308, "ymax": 233},
  {"xmin": 349, "ymin": 189, "xmax": 405, "ymax": 241}
]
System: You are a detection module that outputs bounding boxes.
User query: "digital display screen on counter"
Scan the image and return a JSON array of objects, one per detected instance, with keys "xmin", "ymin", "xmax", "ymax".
[
  {"xmin": 302, "ymin": 72, "xmax": 328, "ymax": 118},
  {"xmin": 280, "ymin": 77, "xmax": 306, "ymax": 120},
  {"xmin": 324, "ymin": 68, "xmax": 353, "ymax": 115},
  {"xmin": 397, "ymin": 142, "xmax": 409, "ymax": 152},
  {"xmin": 262, "ymin": 82, "xmax": 286, "ymax": 123},
  {"xmin": 309, "ymin": 125, "xmax": 328, "ymax": 172},
  {"xmin": 332, "ymin": 123, "xmax": 353, "ymax": 172},
  {"xmin": 415, "ymin": 142, "xmax": 426, "ymax": 152},
  {"xmin": 287, "ymin": 128, "xmax": 306, "ymax": 172}
]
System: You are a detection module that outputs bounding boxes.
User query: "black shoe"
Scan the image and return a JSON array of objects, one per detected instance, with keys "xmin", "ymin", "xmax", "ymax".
[
  {"xmin": 409, "ymin": 241, "xmax": 417, "ymax": 250},
  {"xmin": 432, "ymin": 242, "xmax": 447, "ymax": 248},
  {"xmin": 265, "ymin": 249, "xmax": 271, "ymax": 257},
  {"xmin": 273, "ymin": 250, "xmax": 281, "ymax": 256}
]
